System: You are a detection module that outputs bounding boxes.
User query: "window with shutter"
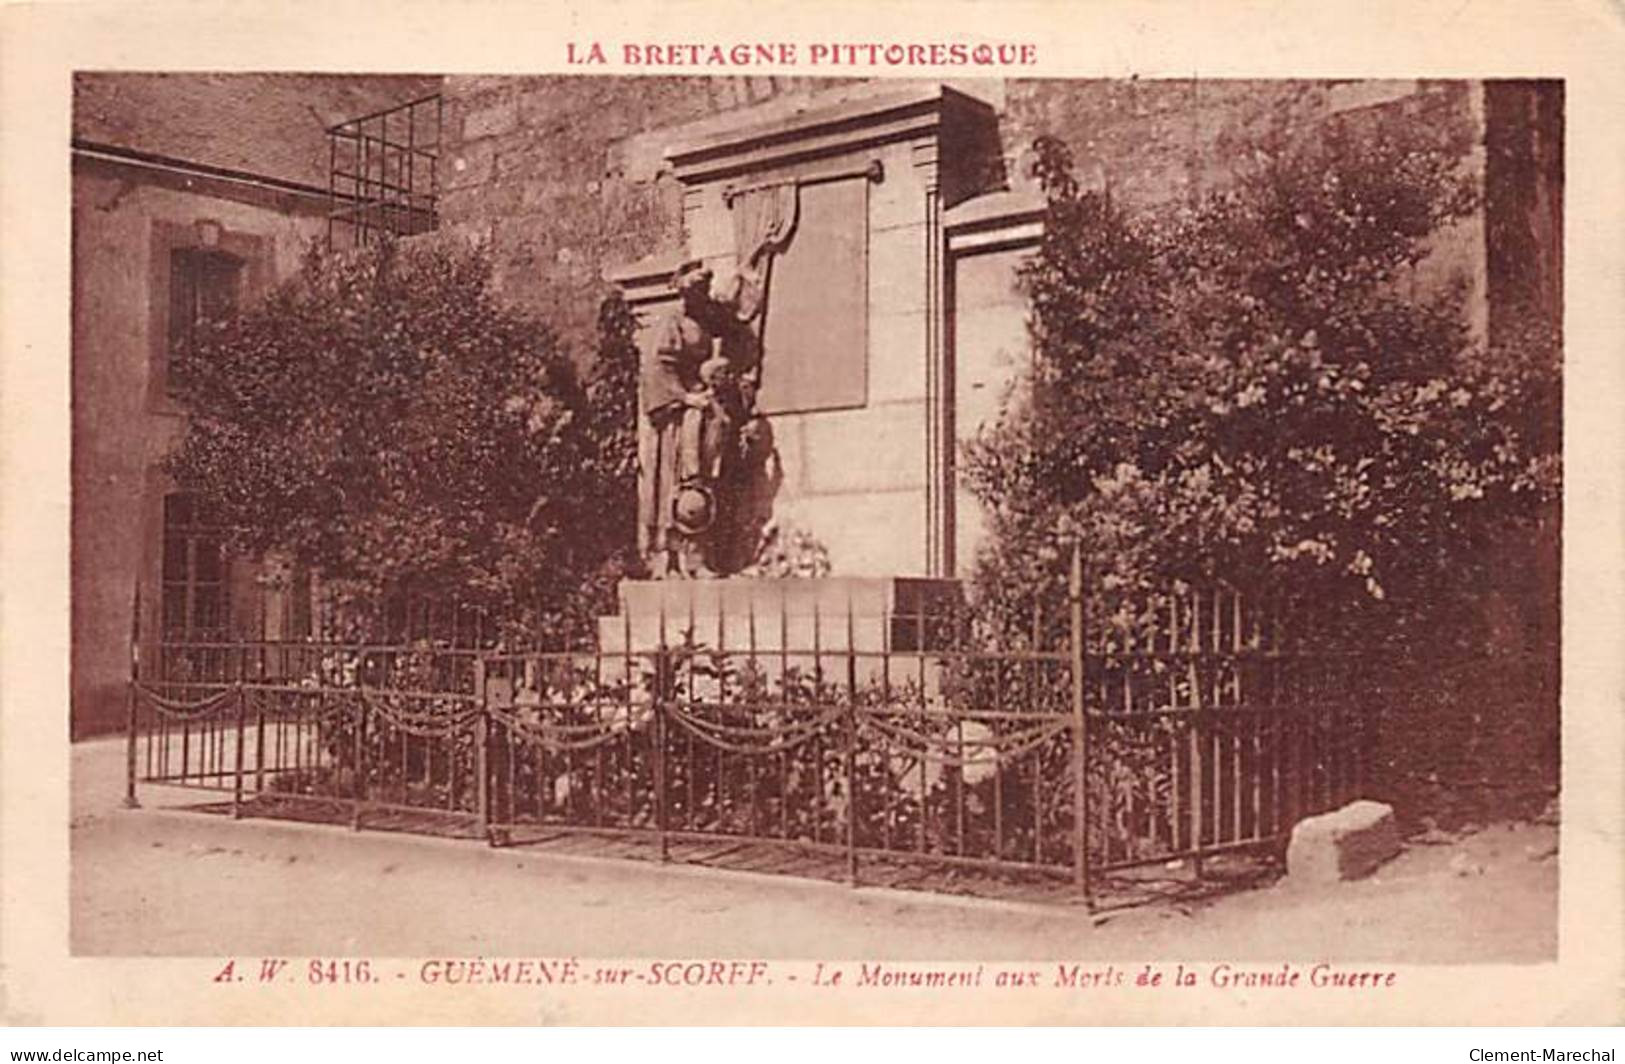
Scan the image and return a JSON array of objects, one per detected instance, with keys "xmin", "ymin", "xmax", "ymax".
[{"xmin": 161, "ymin": 493, "xmax": 231, "ymax": 637}]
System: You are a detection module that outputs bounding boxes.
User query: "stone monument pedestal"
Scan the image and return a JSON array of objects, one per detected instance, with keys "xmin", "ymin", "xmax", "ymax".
[{"xmin": 598, "ymin": 576, "xmax": 962, "ymax": 656}]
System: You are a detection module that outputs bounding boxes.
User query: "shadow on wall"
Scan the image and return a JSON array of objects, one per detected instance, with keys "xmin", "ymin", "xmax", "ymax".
[{"xmin": 723, "ymin": 416, "xmax": 784, "ymax": 575}]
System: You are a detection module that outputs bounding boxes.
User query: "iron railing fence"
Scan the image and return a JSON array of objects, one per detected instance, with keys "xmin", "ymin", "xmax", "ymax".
[
  {"xmin": 1079, "ymin": 585, "xmax": 1369, "ymax": 872},
  {"xmin": 124, "ymin": 552, "xmax": 1372, "ymax": 905},
  {"xmin": 475, "ymin": 621, "xmax": 1080, "ymax": 883}
]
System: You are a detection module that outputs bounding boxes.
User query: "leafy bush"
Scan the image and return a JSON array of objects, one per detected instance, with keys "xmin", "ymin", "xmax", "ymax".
[
  {"xmin": 963, "ymin": 123, "xmax": 1561, "ymax": 822},
  {"xmin": 963, "ymin": 127, "xmax": 1559, "ymax": 651},
  {"xmin": 166, "ymin": 240, "xmax": 640, "ymax": 644}
]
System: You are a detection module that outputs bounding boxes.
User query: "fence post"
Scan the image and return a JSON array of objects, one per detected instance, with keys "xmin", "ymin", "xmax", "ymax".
[
  {"xmin": 351, "ymin": 686, "xmax": 366, "ymax": 832},
  {"xmin": 654, "ymin": 610, "xmax": 670, "ymax": 863},
  {"xmin": 474, "ymin": 653, "xmax": 490, "ymax": 844},
  {"xmin": 124, "ymin": 682, "xmax": 141, "ymax": 809},
  {"xmin": 123, "ymin": 585, "xmax": 142, "ymax": 810},
  {"xmin": 232, "ymin": 687, "xmax": 247, "ymax": 819},
  {"xmin": 254, "ymin": 653, "xmax": 267, "ymax": 793},
  {"xmin": 1070, "ymin": 543, "xmax": 1092, "ymax": 908}
]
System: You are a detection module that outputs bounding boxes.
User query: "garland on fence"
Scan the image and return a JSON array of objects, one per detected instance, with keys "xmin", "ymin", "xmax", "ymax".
[
  {"xmin": 487, "ymin": 704, "xmax": 655, "ymax": 753},
  {"xmin": 857, "ymin": 714, "xmax": 1072, "ymax": 768},
  {"xmin": 139, "ymin": 683, "xmax": 482, "ymax": 735},
  {"xmin": 134, "ymin": 678, "xmax": 1080, "ymax": 769},
  {"xmin": 664, "ymin": 703, "xmax": 844, "ymax": 756},
  {"xmin": 132, "ymin": 682, "xmax": 241, "ymax": 721},
  {"xmin": 357, "ymin": 689, "xmax": 482, "ymax": 738},
  {"xmin": 240, "ymin": 686, "xmax": 355, "ymax": 724}
]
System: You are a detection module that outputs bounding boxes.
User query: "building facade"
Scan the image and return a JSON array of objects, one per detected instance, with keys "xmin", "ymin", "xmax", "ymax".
[{"xmin": 71, "ymin": 74, "xmax": 438, "ymax": 737}]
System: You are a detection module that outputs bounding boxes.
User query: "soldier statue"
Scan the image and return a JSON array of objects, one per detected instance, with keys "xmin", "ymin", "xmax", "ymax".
[{"xmin": 638, "ymin": 260, "xmax": 764, "ymax": 578}]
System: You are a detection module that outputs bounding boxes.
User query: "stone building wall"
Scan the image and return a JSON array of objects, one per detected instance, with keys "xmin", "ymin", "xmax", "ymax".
[
  {"xmin": 72, "ymin": 164, "xmax": 325, "ymax": 740},
  {"xmin": 442, "ymin": 77, "xmax": 1500, "ymax": 359},
  {"xmin": 439, "ymin": 75, "xmax": 864, "ymax": 355},
  {"xmin": 71, "ymin": 74, "xmax": 437, "ymax": 738},
  {"xmin": 74, "ymin": 73, "xmax": 441, "ymax": 188}
]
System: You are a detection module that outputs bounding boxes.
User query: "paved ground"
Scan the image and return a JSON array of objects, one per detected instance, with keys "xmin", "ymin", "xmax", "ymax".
[{"xmin": 71, "ymin": 737, "xmax": 1557, "ymax": 960}]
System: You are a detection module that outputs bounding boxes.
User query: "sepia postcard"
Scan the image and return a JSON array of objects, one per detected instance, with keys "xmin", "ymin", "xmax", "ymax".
[{"xmin": 1, "ymin": 0, "xmax": 1622, "ymax": 1028}]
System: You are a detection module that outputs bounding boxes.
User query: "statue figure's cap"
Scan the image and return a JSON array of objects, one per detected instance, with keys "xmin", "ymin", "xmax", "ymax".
[{"xmin": 672, "ymin": 480, "xmax": 716, "ymax": 535}]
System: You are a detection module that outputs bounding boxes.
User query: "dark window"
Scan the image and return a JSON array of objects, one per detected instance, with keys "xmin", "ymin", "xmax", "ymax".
[
  {"xmin": 167, "ymin": 248, "xmax": 242, "ymax": 395},
  {"xmin": 161, "ymin": 493, "xmax": 231, "ymax": 637}
]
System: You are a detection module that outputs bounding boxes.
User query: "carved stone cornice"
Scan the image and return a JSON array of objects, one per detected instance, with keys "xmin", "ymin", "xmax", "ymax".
[{"xmin": 664, "ymin": 83, "xmax": 1001, "ymax": 208}]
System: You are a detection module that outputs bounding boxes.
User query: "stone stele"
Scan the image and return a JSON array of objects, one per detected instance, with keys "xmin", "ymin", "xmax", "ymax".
[{"xmin": 1285, "ymin": 799, "xmax": 1402, "ymax": 885}]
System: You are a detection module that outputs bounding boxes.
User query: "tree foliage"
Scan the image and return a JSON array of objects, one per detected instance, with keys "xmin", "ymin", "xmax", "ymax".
[
  {"xmin": 962, "ymin": 124, "xmax": 1561, "ymax": 649},
  {"xmin": 166, "ymin": 240, "xmax": 640, "ymax": 642}
]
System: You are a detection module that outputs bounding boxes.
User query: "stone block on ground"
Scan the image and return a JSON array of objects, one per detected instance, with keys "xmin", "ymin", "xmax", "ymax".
[{"xmin": 1285, "ymin": 799, "xmax": 1401, "ymax": 885}]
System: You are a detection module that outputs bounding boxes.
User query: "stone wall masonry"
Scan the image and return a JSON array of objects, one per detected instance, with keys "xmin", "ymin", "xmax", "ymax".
[
  {"xmin": 440, "ymin": 76, "xmax": 1486, "ymax": 361},
  {"xmin": 440, "ymin": 75, "xmax": 863, "ymax": 358},
  {"xmin": 998, "ymin": 79, "xmax": 1478, "ymax": 212},
  {"xmin": 74, "ymin": 73, "xmax": 440, "ymax": 190}
]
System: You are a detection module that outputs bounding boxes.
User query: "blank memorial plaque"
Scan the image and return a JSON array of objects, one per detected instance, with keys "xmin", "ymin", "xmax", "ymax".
[{"xmin": 758, "ymin": 176, "xmax": 869, "ymax": 414}]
